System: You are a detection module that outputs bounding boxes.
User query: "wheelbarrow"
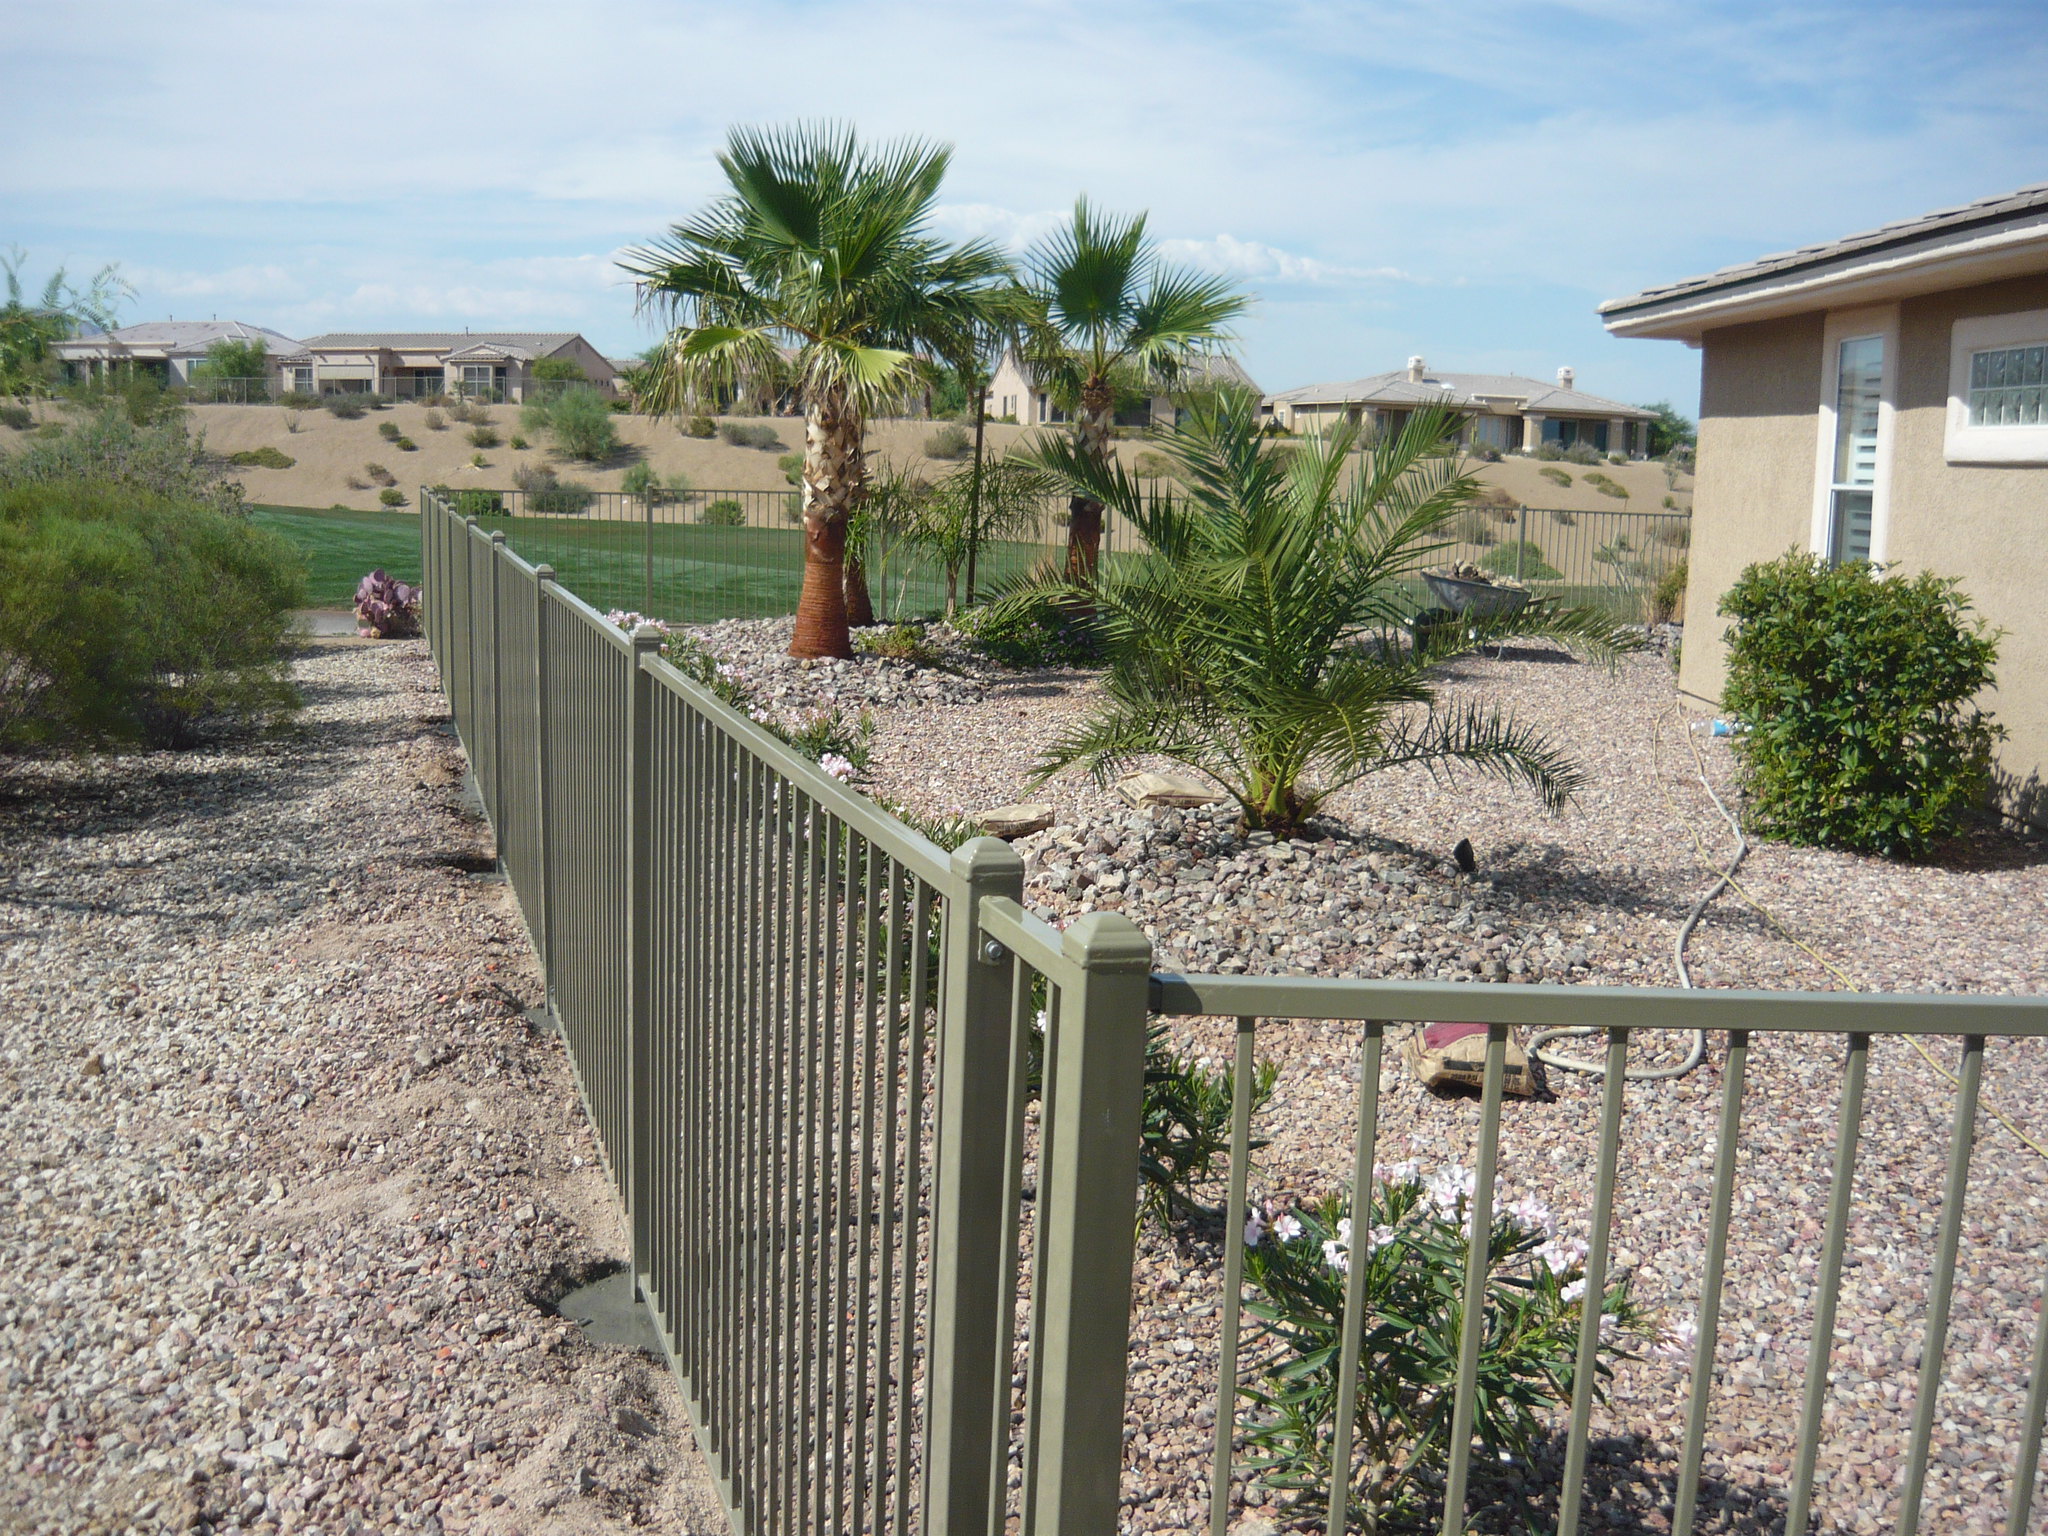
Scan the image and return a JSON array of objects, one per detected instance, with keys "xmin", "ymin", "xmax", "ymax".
[{"xmin": 1415, "ymin": 571, "xmax": 1534, "ymax": 657}]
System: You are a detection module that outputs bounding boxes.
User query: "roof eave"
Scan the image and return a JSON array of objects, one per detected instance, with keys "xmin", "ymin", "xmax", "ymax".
[{"xmin": 1602, "ymin": 218, "xmax": 2048, "ymax": 343}]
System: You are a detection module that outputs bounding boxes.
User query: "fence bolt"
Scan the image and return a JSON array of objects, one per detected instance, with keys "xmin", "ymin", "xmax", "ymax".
[{"xmin": 981, "ymin": 937, "xmax": 1007, "ymax": 964}]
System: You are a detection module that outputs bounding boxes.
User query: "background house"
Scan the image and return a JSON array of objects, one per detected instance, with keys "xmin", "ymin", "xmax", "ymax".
[
  {"xmin": 984, "ymin": 348, "xmax": 1262, "ymax": 427},
  {"xmin": 292, "ymin": 331, "xmax": 620, "ymax": 400},
  {"xmin": 1603, "ymin": 180, "xmax": 2048, "ymax": 826},
  {"xmin": 50, "ymin": 320, "xmax": 307, "ymax": 389},
  {"xmin": 1264, "ymin": 358, "xmax": 1657, "ymax": 456}
]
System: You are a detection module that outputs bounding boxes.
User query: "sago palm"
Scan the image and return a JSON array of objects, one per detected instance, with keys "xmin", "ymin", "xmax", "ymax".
[
  {"xmin": 1018, "ymin": 392, "xmax": 1642, "ymax": 833},
  {"xmin": 621, "ymin": 123, "xmax": 1013, "ymax": 657},
  {"xmin": 1018, "ymin": 200, "xmax": 1246, "ymax": 580}
]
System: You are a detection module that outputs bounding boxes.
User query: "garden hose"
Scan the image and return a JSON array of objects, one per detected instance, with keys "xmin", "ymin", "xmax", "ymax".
[{"xmin": 1527, "ymin": 706, "xmax": 1719, "ymax": 1080}]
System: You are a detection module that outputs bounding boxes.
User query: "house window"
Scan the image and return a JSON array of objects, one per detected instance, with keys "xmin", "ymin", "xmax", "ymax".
[
  {"xmin": 1827, "ymin": 335, "xmax": 1884, "ymax": 563},
  {"xmin": 1967, "ymin": 344, "xmax": 2047, "ymax": 426}
]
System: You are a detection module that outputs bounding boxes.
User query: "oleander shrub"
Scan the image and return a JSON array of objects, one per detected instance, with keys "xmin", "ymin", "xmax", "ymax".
[
  {"xmin": 1239, "ymin": 1167, "xmax": 1653, "ymax": 1534},
  {"xmin": 702, "ymin": 497, "xmax": 746, "ymax": 526},
  {"xmin": 1138, "ymin": 1034, "xmax": 1276, "ymax": 1227},
  {"xmin": 0, "ymin": 478, "xmax": 304, "ymax": 750},
  {"xmin": 1719, "ymin": 551, "xmax": 2003, "ymax": 859},
  {"xmin": 378, "ymin": 488, "xmax": 406, "ymax": 507},
  {"xmin": 718, "ymin": 421, "xmax": 782, "ymax": 450},
  {"xmin": 228, "ymin": 446, "xmax": 295, "ymax": 469}
]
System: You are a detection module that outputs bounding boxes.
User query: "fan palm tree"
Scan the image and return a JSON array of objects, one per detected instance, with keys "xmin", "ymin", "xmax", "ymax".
[
  {"xmin": 621, "ymin": 124, "xmax": 1013, "ymax": 657},
  {"xmin": 1016, "ymin": 392, "xmax": 1642, "ymax": 834},
  {"xmin": 1018, "ymin": 200, "xmax": 1247, "ymax": 581}
]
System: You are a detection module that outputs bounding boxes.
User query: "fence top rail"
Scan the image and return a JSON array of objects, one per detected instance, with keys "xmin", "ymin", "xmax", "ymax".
[
  {"xmin": 537, "ymin": 565, "xmax": 635, "ymax": 656},
  {"xmin": 1151, "ymin": 970, "xmax": 2048, "ymax": 1035}
]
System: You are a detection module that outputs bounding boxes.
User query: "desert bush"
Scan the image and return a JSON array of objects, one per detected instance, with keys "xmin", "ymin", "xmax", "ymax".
[
  {"xmin": 345, "ymin": 475, "xmax": 367, "ymax": 492},
  {"xmin": 0, "ymin": 405, "xmax": 244, "ymax": 512},
  {"xmin": 685, "ymin": 415, "xmax": 717, "ymax": 439},
  {"xmin": 377, "ymin": 420, "xmax": 401, "ymax": 441},
  {"xmin": 1467, "ymin": 441, "xmax": 1504, "ymax": 462},
  {"xmin": 469, "ymin": 452, "xmax": 487, "ymax": 469},
  {"xmin": 324, "ymin": 394, "xmax": 366, "ymax": 419},
  {"xmin": 1450, "ymin": 508, "xmax": 1499, "ymax": 546},
  {"xmin": 468, "ymin": 425, "xmax": 500, "ymax": 449},
  {"xmin": 1131, "ymin": 450, "xmax": 1177, "ymax": 479},
  {"xmin": 424, "ymin": 409, "xmax": 446, "ymax": 431},
  {"xmin": 783, "ymin": 493, "xmax": 803, "ymax": 524},
  {"xmin": 1563, "ymin": 442, "xmax": 1602, "ymax": 465},
  {"xmin": 509, "ymin": 434, "xmax": 528, "ymax": 451},
  {"xmin": 444, "ymin": 487, "xmax": 505, "ymax": 519},
  {"xmin": 283, "ymin": 411, "xmax": 303, "ymax": 434},
  {"xmin": 718, "ymin": 421, "xmax": 782, "ymax": 450},
  {"xmin": 364, "ymin": 462, "xmax": 395, "ymax": 487},
  {"xmin": 1608, "ymin": 451, "xmax": 1627, "ymax": 465},
  {"xmin": 378, "ymin": 488, "xmax": 406, "ymax": 507},
  {"xmin": 1549, "ymin": 507, "xmax": 1577, "ymax": 526},
  {"xmin": 957, "ymin": 589, "xmax": 1100, "ymax": 669},
  {"xmin": 1532, "ymin": 442, "xmax": 1564, "ymax": 461},
  {"xmin": 1662, "ymin": 494, "xmax": 1679, "ymax": 511},
  {"xmin": 1650, "ymin": 557, "xmax": 1688, "ymax": 625},
  {"xmin": 1478, "ymin": 540, "xmax": 1561, "ymax": 580},
  {"xmin": 1239, "ymin": 1167, "xmax": 1651, "ymax": 1533},
  {"xmin": 531, "ymin": 483, "xmax": 595, "ymax": 515},
  {"xmin": 702, "ymin": 497, "xmax": 746, "ymax": 526},
  {"xmin": 228, "ymin": 446, "xmax": 295, "ymax": 469},
  {"xmin": 1538, "ymin": 466, "xmax": 1572, "ymax": 488},
  {"xmin": 277, "ymin": 390, "xmax": 317, "ymax": 411},
  {"xmin": 923, "ymin": 422, "xmax": 972, "ymax": 460},
  {"xmin": 0, "ymin": 478, "xmax": 304, "ymax": 750},
  {"xmin": 353, "ymin": 569, "xmax": 421, "ymax": 638},
  {"xmin": 394, "ymin": 436, "xmax": 417, "ymax": 452},
  {"xmin": 522, "ymin": 388, "xmax": 618, "ymax": 461},
  {"xmin": 854, "ymin": 622, "xmax": 941, "ymax": 665},
  {"xmin": 0, "ymin": 405, "xmax": 32, "ymax": 431},
  {"xmin": 1719, "ymin": 552, "xmax": 2002, "ymax": 859},
  {"xmin": 1657, "ymin": 519, "xmax": 1691, "ymax": 548},
  {"xmin": 776, "ymin": 451, "xmax": 804, "ymax": 486},
  {"xmin": 1589, "ymin": 475, "xmax": 1629, "ymax": 501}
]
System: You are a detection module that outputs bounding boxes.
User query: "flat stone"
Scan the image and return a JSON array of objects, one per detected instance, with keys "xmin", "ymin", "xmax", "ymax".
[
  {"xmin": 612, "ymin": 1405, "xmax": 657, "ymax": 1437},
  {"xmin": 1114, "ymin": 771, "xmax": 1224, "ymax": 809},
  {"xmin": 975, "ymin": 802, "xmax": 1055, "ymax": 839},
  {"xmin": 313, "ymin": 1426, "xmax": 360, "ymax": 1459}
]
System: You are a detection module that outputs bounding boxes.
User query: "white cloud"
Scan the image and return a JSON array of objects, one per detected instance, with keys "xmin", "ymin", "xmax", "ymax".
[{"xmin": 1156, "ymin": 234, "xmax": 1415, "ymax": 287}]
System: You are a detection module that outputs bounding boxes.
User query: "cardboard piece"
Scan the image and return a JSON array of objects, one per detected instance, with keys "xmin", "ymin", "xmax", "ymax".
[
  {"xmin": 1113, "ymin": 771, "xmax": 1225, "ymax": 809},
  {"xmin": 1401, "ymin": 1021, "xmax": 1537, "ymax": 1097}
]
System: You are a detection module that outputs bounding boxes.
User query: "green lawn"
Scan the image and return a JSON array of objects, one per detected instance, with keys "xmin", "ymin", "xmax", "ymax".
[{"xmin": 252, "ymin": 503, "xmax": 1067, "ymax": 623}]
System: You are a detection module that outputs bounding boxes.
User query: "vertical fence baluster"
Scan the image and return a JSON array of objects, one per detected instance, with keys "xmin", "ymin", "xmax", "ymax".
[
  {"xmin": 989, "ymin": 957, "xmax": 1039, "ymax": 1535},
  {"xmin": 1785, "ymin": 1032, "xmax": 1868, "ymax": 1535},
  {"xmin": 1210, "ymin": 1017, "xmax": 1260, "ymax": 1536},
  {"xmin": 1323, "ymin": 1020, "xmax": 1386, "ymax": 1536},
  {"xmin": 624, "ymin": 626, "xmax": 659, "ymax": 1286},
  {"xmin": 2007, "ymin": 1235, "xmax": 2048, "ymax": 1536},
  {"xmin": 1899, "ymin": 1035, "xmax": 1985, "ymax": 1536},
  {"xmin": 924, "ymin": 839, "xmax": 1025, "ymax": 1536},
  {"xmin": 896, "ymin": 880, "xmax": 934, "ymax": 1536},
  {"xmin": 533, "ymin": 569, "xmax": 556, "ymax": 1007},
  {"xmin": 1441, "ymin": 1023, "xmax": 1509, "ymax": 1536},
  {"xmin": 1018, "ymin": 983, "xmax": 1060, "ymax": 1536},
  {"xmin": 874, "ymin": 857, "xmax": 907, "ymax": 1536},
  {"xmin": 1674, "ymin": 1029, "xmax": 1749, "ymax": 1536},
  {"xmin": 1557, "ymin": 1028, "xmax": 1632, "ymax": 1536}
]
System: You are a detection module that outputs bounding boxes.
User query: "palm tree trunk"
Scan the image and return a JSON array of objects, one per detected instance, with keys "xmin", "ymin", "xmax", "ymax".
[
  {"xmin": 964, "ymin": 370, "xmax": 988, "ymax": 605},
  {"xmin": 790, "ymin": 387, "xmax": 862, "ymax": 659},
  {"xmin": 844, "ymin": 546, "xmax": 876, "ymax": 628},
  {"xmin": 1064, "ymin": 378, "xmax": 1117, "ymax": 581}
]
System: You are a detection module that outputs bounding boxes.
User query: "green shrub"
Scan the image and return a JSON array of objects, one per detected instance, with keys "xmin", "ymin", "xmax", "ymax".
[
  {"xmin": 228, "ymin": 446, "xmax": 295, "ymax": 469},
  {"xmin": 446, "ymin": 488, "xmax": 505, "ymax": 519},
  {"xmin": 394, "ymin": 436, "xmax": 417, "ymax": 452},
  {"xmin": 377, "ymin": 420, "xmax": 401, "ymax": 441},
  {"xmin": 424, "ymin": 409, "xmax": 446, "ymax": 431},
  {"xmin": 0, "ymin": 405, "xmax": 244, "ymax": 512},
  {"xmin": 1591, "ymin": 477, "xmax": 1628, "ymax": 500},
  {"xmin": 1131, "ymin": 449, "xmax": 1177, "ymax": 479},
  {"xmin": 685, "ymin": 415, "xmax": 716, "ymax": 439},
  {"xmin": 702, "ymin": 497, "xmax": 746, "ymax": 526},
  {"xmin": 718, "ymin": 421, "xmax": 782, "ymax": 450},
  {"xmin": 379, "ymin": 488, "xmax": 406, "ymax": 507},
  {"xmin": 776, "ymin": 451, "xmax": 804, "ymax": 486},
  {"xmin": 1138, "ymin": 1033, "xmax": 1275, "ymax": 1226},
  {"xmin": 324, "ymin": 394, "xmax": 367, "ymax": 419},
  {"xmin": 1532, "ymin": 442, "xmax": 1564, "ymax": 461},
  {"xmin": 854, "ymin": 622, "xmax": 941, "ymax": 665},
  {"xmin": 1537, "ymin": 466, "xmax": 1571, "ymax": 488},
  {"xmin": 1466, "ymin": 441, "xmax": 1503, "ymax": 462},
  {"xmin": 1240, "ymin": 1169, "xmax": 1651, "ymax": 1532},
  {"xmin": 957, "ymin": 589, "xmax": 1099, "ymax": 668},
  {"xmin": 277, "ymin": 391, "xmax": 317, "ymax": 411},
  {"xmin": 1450, "ymin": 509, "xmax": 1498, "ymax": 546},
  {"xmin": 509, "ymin": 434, "xmax": 528, "ymax": 451},
  {"xmin": 364, "ymin": 462, "xmax": 395, "ymax": 487},
  {"xmin": 470, "ymin": 452, "xmax": 487, "ymax": 468},
  {"xmin": 467, "ymin": 425, "xmax": 500, "ymax": 449},
  {"xmin": 1650, "ymin": 557, "xmax": 1687, "ymax": 624},
  {"xmin": 1719, "ymin": 552, "xmax": 2003, "ymax": 859},
  {"xmin": 1, "ymin": 405, "xmax": 34, "ymax": 431},
  {"xmin": 521, "ymin": 387, "xmax": 618, "ymax": 461},
  {"xmin": 923, "ymin": 422, "xmax": 972, "ymax": 460},
  {"xmin": 1478, "ymin": 540, "xmax": 1561, "ymax": 580},
  {"xmin": 1563, "ymin": 442, "xmax": 1602, "ymax": 465},
  {"xmin": 0, "ymin": 479, "xmax": 304, "ymax": 750}
]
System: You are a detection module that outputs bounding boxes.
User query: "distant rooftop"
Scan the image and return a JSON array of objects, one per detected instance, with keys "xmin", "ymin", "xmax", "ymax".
[
  {"xmin": 301, "ymin": 331, "xmax": 586, "ymax": 357},
  {"xmin": 51, "ymin": 320, "xmax": 306, "ymax": 356},
  {"xmin": 1270, "ymin": 368, "xmax": 1651, "ymax": 418}
]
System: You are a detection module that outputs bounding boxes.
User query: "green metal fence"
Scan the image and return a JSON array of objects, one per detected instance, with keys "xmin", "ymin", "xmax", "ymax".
[{"xmin": 422, "ymin": 491, "xmax": 2046, "ymax": 1536}]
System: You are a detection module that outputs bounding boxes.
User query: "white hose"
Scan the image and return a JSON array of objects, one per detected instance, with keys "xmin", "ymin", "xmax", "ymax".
[{"xmin": 1528, "ymin": 714, "xmax": 1741, "ymax": 1080}]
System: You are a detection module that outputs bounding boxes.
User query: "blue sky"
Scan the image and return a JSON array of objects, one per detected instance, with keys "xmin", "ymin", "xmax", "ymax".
[{"xmin": 6, "ymin": 0, "xmax": 2046, "ymax": 417}]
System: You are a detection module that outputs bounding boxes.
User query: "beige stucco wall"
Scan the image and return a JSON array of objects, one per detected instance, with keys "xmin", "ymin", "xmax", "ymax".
[{"xmin": 1680, "ymin": 276, "xmax": 2048, "ymax": 826}]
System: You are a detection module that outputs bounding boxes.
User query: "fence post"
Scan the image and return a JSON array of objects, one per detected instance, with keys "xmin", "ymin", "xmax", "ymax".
[
  {"xmin": 461, "ymin": 517, "xmax": 479, "ymax": 757},
  {"xmin": 1025, "ymin": 912, "xmax": 1153, "ymax": 1536},
  {"xmin": 533, "ymin": 565, "xmax": 557, "ymax": 1009},
  {"xmin": 923, "ymin": 837, "xmax": 1025, "ymax": 1536},
  {"xmin": 624, "ymin": 624, "xmax": 663, "ymax": 1286},
  {"xmin": 644, "ymin": 491, "xmax": 654, "ymax": 616},
  {"xmin": 488, "ymin": 530, "xmax": 508, "ymax": 845}
]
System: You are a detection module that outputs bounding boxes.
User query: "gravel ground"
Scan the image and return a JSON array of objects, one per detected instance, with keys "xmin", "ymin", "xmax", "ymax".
[
  {"xmin": 699, "ymin": 620, "xmax": 2048, "ymax": 1535},
  {"xmin": 0, "ymin": 640, "xmax": 722, "ymax": 1536}
]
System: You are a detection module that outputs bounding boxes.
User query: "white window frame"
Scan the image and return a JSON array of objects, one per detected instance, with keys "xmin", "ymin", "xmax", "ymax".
[
  {"xmin": 1944, "ymin": 306, "xmax": 2048, "ymax": 465},
  {"xmin": 1810, "ymin": 304, "xmax": 1898, "ymax": 563}
]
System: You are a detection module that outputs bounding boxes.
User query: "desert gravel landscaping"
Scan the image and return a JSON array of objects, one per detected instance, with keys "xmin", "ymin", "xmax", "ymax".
[
  {"xmin": 6, "ymin": 620, "xmax": 2045, "ymax": 1536},
  {"xmin": 0, "ymin": 640, "xmax": 721, "ymax": 1536}
]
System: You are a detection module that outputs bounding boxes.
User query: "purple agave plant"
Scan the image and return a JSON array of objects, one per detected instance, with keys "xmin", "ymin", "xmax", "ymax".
[{"xmin": 354, "ymin": 569, "xmax": 422, "ymax": 638}]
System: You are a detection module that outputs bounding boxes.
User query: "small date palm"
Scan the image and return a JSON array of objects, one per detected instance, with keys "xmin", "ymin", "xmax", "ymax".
[
  {"xmin": 1018, "ymin": 392, "xmax": 1640, "ymax": 833},
  {"xmin": 621, "ymin": 123, "xmax": 1012, "ymax": 657}
]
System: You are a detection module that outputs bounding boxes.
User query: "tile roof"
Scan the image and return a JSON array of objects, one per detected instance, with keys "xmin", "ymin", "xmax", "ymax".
[
  {"xmin": 1601, "ymin": 181, "xmax": 2048, "ymax": 317},
  {"xmin": 1270, "ymin": 369, "xmax": 1651, "ymax": 418},
  {"xmin": 51, "ymin": 320, "xmax": 305, "ymax": 356},
  {"xmin": 300, "ymin": 331, "xmax": 585, "ymax": 353}
]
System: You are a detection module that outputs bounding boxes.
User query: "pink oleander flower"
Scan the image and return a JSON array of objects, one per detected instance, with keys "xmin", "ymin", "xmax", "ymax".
[
  {"xmin": 1535, "ymin": 1236, "xmax": 1590, "ymax": 1276},
  {"xmin": 1506, "ymin": 1195, "xmax": 1557, "ymax": 1239},
  {"xmin": 817, "ymin": 752, "xmax": 856, "ymax": 782}
]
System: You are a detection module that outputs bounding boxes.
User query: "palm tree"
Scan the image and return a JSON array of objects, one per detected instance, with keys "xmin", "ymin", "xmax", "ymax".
[
  {"xmin": 621, "ymin": 124, "xmax": 1013, "ymax": 658},
  {"xmin": 0, "ymin": 248, "xmax": 131, "ymax": 399},
  {"xmin": 1017, "ymin": 392, "xmax": 1642, "ymax": 834},
  {"xmin": 1018, "ymin": 200, "xmax": 1247, "ymax": 581}
]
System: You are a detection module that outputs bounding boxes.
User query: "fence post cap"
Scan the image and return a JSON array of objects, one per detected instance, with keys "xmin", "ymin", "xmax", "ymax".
[
  {"xmin": 628, "ymin": 624, "xmax": 665, "ymax": 655},
  {"xmin": 534, "ymin": 563, "xmax": 555, "ymax": 582},
  {"xmin": 464, "ymin": 516, "xmax": 479, "ymax": 528},
  {"xmin": 489, "ymin": 529, "xmax": 508, "ymax": 545},
  {"xmin": 1061, "ymin": 910, "xmax": 1153, "ymax": 974},
  {"xmin": 949, "ymin": 835, "xmax": 1024, "ymax": 887}
]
